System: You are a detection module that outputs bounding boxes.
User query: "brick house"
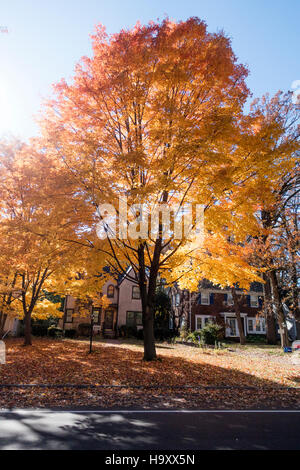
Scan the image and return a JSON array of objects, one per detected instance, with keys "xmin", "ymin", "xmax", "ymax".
[{"xmin": 189, "ymin": 281, "xmax": 265, "ymax": 339}]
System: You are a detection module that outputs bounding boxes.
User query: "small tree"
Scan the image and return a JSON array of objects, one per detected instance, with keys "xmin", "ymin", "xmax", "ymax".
[{"xmin": 153, "ymin": 288, "xmax": 172, "ymax": 329}]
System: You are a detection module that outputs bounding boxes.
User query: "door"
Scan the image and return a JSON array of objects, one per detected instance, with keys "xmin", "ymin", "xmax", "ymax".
[
  {"xmin": 226, "ymin": 317, "xmax": 246, "ymax": 338},
  {"xmin": 104, "ymin": 310, "xmax": 114, "ymax": 330},
  {"xmin": 226, "ymin": 317, "xmax": 238, "ymax": 337}
]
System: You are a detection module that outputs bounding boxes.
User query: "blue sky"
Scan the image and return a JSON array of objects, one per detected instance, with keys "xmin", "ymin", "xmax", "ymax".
[{"xmin": 0, "ymin": 0, "xmax": 299, "ymax": 140}]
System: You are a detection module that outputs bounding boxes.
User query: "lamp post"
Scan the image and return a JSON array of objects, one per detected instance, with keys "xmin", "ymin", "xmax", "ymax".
[{"xmin": 89, "ymin": 311, "xmax": 94, "ymax": 354}]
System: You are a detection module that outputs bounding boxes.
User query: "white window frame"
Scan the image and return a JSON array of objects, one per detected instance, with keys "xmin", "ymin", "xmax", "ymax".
[
  {"xmin": 227, "ymin": 317, "xmax": 238, "ymax": 337},
  {"xmin": 247, "ymin": 318, "xmax": 254, "ymax": 333},
  {"xmin": 247, "ymin": 317, "xmax": 266, "ymax": 334},
  {"xmin": 195, "ymin": 315, "xmax": 215, "ymax": 331},
  {"xmin": 223, "ymin": 313, "xmax": 247, "ymax": 338},
  {"xmin": 132, "ymin": 286, "xmax": 141, "ymax": 300},
  {"xmin": 200, "ymin": 292, "xmax": 210, "ymax": 306},
  {"xmin": 250, "ymin": 294, "xmax": 259, "ymax": 308},
  {"xmin": 92, "ymin": 308, "xmax": 100, "ymax": 323},
  {"xmin": 227, "ymin": 293, "xmax": 234, "ymax": 306}
]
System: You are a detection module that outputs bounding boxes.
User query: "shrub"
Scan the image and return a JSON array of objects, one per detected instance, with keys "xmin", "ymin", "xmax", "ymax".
[
  {"xmin": 200, "ymin": 324, "xmax": 223, "ymax": 345},
  {"xmin": 32, "ymin": 321, "xmax": 49, "ymax": 337},
  {"xmin": 246, "ymin": 334, "xmax": 267, "ymax": 344},
  {"xmin": 154, "ymin": 327, "xmax": 175, "ymax": 341},
  {"xmin": 32, "ymin": 318, "xmax": 58, "ymax": 337},
  {"xmin": 64, "ymin": 329, "xmax": 77, "ymax": 339},
  {"xmin": 186, "ymin": 324, "xmax": 223, "ymax": 346},
  {"xmin": 118, "ymin": 325, "xmax": 138, "ymax": 338},
  {"xmin": 186, "ymin": 330, "xmax": 202, "ymax": 344},
  {"xmin": 179, "ymin": 324, "xmax": 189, "ymax": 341},
  {"xmin": 118, "ymin": 325, "xmax": 127, "ymax": 338},
  {"xmin": 78, "ymin": 323, "xmax": 91, "ymax": 337},
  {"xmin": 47, "ymin": 326, "xmax": 64, "ymax": 338}
]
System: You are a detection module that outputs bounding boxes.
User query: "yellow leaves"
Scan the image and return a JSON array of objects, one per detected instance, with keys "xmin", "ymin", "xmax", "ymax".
[
  {"xmin": 0, "ymin": 20, "xmax": 298, "ymax": 325},
  {"xmin": 31, "ymin": 299, "xmax": 63, "ymax": 320},
  {"xmin": 165, "ymin": 231, "xmax": 263, "ymax": 292}
]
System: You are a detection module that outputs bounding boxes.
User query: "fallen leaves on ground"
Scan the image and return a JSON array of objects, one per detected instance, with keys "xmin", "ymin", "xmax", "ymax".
[{"xmin": 0, "ymin": 338, "xmax": 299, "ymax": 409}]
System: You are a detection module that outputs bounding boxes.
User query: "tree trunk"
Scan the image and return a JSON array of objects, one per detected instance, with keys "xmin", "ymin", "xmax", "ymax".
[
  {"xmin": 24, "ymin": 312, "xmax": 32, "ymax": 346},
  {"xmin": 232, "ymin": 288, "xmax": 246, "ymax": 345},
  {"xmin": 143, "ymin": 305, "xmax": 157, "ymax": 361},
  {"xmin": 0, "ymin": 313, "xmax": 7, "ymax": 338},
  {"xmin": 269, "ymin": 270, "xmax": 289, "ymax": 348},
  {"xmin": 89, "ymin": 315, "xmax": 94, "ymax": 354},
  {"xmin": 138, "ymin": 243, "xmax": 158, "ymax": 361},
  {"xmin": 263, "ymin": 273, "xmax": 277, "ymax": 345},
  {"xmin": 290, "ymin": 262, "xmax": 300, "ymax": 340}
]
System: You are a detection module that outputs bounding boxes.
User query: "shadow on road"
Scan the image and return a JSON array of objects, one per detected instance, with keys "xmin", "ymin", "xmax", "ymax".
[{"xmin": 0, "ymin": 410, "xmax": 300, "ymax": 450}]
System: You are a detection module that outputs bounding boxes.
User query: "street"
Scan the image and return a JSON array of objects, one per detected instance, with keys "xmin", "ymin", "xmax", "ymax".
[{"xmin": 0, "ymin": 410, "xmax": 299, "ymax": 450}]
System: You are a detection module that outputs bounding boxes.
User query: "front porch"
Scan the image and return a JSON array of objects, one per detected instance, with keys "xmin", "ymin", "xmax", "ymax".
[{"xmin": 93, "ymin": 306, "xmax": 118, "ymax": 339}]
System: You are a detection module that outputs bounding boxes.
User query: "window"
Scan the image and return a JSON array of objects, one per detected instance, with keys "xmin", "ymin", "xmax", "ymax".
[
  {"xmin": 195, "ymin": 316, "xmax": 202, "ymax": 330},
  {"xmin": 248, "ymin": 317, "xmax": 266, "ymax": 334},
  {"xmin": 65, "ymin": 309, "xmax": 74, "ymax": 323},
  {"xmin": 248, "ymin": 318, "xmax": 254, "ymax": 333},
  {"xmin": 126, "ymin": 311, "xmax": 135, "ymax": 327},
  {"xmin": 126, "ymin": 311, "xmax": 143, "ymax": 327},
  {"xmin": 227, "ymin": 293, "xmax": 234, "ymax": 306},
  {"xmin": 250, "ymin": 295, "xmax": 259, "ymax": 308},
  {"xmin": 107, "ymin": 285, "xmax": 115, "ymax": 298},
  {"xmin": 92, "ymin": 308, "xmax": 100, "ymax": 323},
  {"xmin": 195, "ymin": 315, "xmax": 215, "ymax": 330},
  {"xmin": 136, "ymin": 312, "xmax": 143, "ymax": 326},
  {"xmin": 228, "ymin": 318, "xmax": 237, "ymax": 337},
  {"xmin": 201, "ymin": 292, "xmax": 210, "ymax": 305},
  {"xmin": 132, "ymin": 286, "xmax": 141, "ymax": 300}
]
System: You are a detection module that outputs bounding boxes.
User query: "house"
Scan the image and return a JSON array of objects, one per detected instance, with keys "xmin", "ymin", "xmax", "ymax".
[
  {"xmin": 168, "ymin": 280, "xmax": 265, "ymax": 339},
  {"xmin": 1, "ymin": 315, "xmax": 20, "ymax": 338},
  {"xmin": 60, "ymin": 263, "xmax": 266, "ymax": 340},
  {"xmin": 189, "ymin": 281, "xmax": 265, "ymax": 339},
  {"xmin": 59, "ymin": 267, "xmax": 143, "ymax": 338}
]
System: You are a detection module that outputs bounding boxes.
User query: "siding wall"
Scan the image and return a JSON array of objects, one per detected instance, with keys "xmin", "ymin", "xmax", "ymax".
[{"xmin": 118, "ymin": 276, "xmax": 142, "ymax": 327}]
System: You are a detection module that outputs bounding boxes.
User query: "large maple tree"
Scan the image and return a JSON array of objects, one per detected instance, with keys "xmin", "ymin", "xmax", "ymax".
[{"xmin": 40, "ymin": 18, "xmax": 299, "ymax": 359}]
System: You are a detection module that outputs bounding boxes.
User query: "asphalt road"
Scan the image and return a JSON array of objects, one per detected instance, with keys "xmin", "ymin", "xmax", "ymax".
[{"xmin": 0, "ymin": 409, "xmax": 299, "ymax": 450}]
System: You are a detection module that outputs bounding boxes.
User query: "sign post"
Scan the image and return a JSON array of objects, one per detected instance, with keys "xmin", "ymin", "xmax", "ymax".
[{"xmin": 89, "ymin": 312, "xmax": 94, "ymax": 354}]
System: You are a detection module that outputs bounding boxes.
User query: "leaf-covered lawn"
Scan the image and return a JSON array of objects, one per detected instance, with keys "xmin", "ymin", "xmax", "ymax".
[{"xmin": 0, "ymin": 338, "xmax": 299, "ymax": 409}]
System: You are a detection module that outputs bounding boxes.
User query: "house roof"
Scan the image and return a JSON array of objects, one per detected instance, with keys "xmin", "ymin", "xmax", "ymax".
[{"xmin": 198, "ymin": 279, "xmax": 264, "ymax": 293}]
